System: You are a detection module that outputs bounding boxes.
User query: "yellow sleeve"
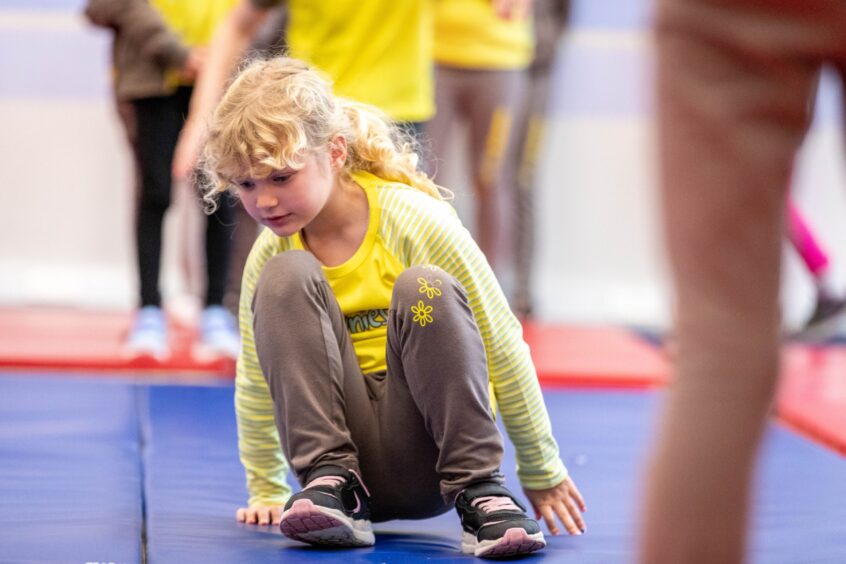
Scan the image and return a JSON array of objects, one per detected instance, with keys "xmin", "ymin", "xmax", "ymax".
[{"xmin": 235, "ymin": 231, "xmax": 293, "ymax": 506}]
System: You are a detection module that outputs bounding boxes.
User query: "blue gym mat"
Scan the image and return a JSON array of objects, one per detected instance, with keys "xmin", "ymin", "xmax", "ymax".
[
  {"xmin": 2, "ymin": 373, "xmax": 846, "ymax": 563},
  {"xmin": 142, "ymin": 385, "xmax": 846, "ymax": 563},
  {"xmin": 0, "ymin": 375, "xmax": 143, "ymax": 564}
]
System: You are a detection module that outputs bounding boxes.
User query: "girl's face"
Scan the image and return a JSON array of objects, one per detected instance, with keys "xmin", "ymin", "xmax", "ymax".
[{"xmin": 233, "ymin": 140, "xmax": 345, "ymax": 237}]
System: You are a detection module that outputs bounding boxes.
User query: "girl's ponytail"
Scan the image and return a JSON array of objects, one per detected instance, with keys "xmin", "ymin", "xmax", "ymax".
[{"xmin": 340, "ymin": 100, "xmax": 448, "ymax": 200}]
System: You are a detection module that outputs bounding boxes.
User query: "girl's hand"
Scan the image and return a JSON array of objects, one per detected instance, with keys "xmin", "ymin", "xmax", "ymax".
[
  {"xmin": 523, "ymin": 476, "xmax": 586, "ymax": 536},
  {"xmin": 236, "ymin": 504, "xmax": 283, "ymax": 525}
]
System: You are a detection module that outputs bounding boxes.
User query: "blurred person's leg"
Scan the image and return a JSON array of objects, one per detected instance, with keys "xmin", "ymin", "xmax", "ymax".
[
  {"xmin": 128, "ymin": 91, "xmax": 184, "ymax": 356},
  {"xmin": 511, "ymin": 0, "xmax": 569, "ymax": 317},
  {"xmin": 466, "ymin": 68, "xmax": 525, "ymax": 277},
  {"xmin": 512, "ymin": 66, "xmax": 553, "ymax": 317},
  {"xmin": 114, "ymin": 98, "xmax": 145, "ymax": 234},
  {"xmin": 641, "ymin": 1, "xmax": 837, "ymax": 562},
  {"xmin": 425, "ymin": 65, "xmax": 528, "ymax": 279},
  {"xmin": 424, "ymin": 65, "xmax": 462, "ymax": 180},
  {"xmin": 223, "ymin": 201, "xmax": 260, "ymax": 315},
  {"xmin": 203, "ymin": 191, "xmax": 234, "ymax": 307},
  {"xmin": 133, "ymin": 92, "xmax": 185, "ymax": 307},
  {"xmin": 114, "ymin": 99, "xmax": 142, "ymax": 198},
  {"xmin": 168, "ymin": 86, "xmax": 234, "ymax": 309},
  {"xmin": 170, "ymin": 86, "xmax": 239, "ymax": 355}
]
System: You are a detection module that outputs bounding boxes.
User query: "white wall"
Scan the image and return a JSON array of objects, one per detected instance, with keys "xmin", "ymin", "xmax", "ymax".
[
  {"xmin": 0, "ymin": 9, "xmax": 211, "ymax": 321},
  {"xmin": 2, "ymin": 4, "xmax": 845, "ymax": 331}
]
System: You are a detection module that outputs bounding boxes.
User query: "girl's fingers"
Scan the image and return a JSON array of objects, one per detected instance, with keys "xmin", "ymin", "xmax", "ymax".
[
  {"xmin": 540, "ymin": 505, "xmax": 560, "ymax": 536},
  {"xmin": 236, "ymin": 505, "xmax": 282, "ymax": 525},
  {"xmin": 553, "ymin": 501, "xmax": 581, "ymax": 535},
  {"xmin": 563, "ymin": 497, "xmax": 586, "ymax": 533},
  {"xmin": 569, "ymin": 480, "xmax": 587, "ymax": 512},
  {"xmin": 528, "ymin": 500, "xmax": 541, "ymax": 520},
  {"xmin": 258, "ymin": 507, "xmax": 271, "ymax": 525}
]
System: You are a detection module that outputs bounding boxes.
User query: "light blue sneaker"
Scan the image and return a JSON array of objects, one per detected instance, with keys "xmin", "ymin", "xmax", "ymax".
[
  {"xmin": 199, "ymin": 305, "xmax": 240, "ymax": 359},
  {"xmin": 126, "ymin": 305, "xmax": 169, "ymax": 360}
]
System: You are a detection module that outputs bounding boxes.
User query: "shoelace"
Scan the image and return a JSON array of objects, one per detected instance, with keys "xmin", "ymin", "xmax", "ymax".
[
  {"xmin": 471, "ymin": 495, "xmax": 521, "ymax": 513},
  {"xmin": 305, "ymin": 475, "xmax": 346, "ymax": 489}
]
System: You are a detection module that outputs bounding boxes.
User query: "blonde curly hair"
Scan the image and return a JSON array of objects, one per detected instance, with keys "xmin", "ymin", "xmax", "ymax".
[{"xmin": 200, "ymin": 56, "xmax": 446, "ymax": 211}]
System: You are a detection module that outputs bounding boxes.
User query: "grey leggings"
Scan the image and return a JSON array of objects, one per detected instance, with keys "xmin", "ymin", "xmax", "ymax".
[{"xmin": 252, "ymin": 251, "xmax": 505, "ymax": 522}]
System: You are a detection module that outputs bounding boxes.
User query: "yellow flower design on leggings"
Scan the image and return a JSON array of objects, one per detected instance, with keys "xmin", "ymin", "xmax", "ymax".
[
  {"xmin": 411, "ymin": 300, "xmax": 434, "ymax": 327},
  {"xmin": 417, "ymin": 277, "xmax": 443, "ymax": 299}
]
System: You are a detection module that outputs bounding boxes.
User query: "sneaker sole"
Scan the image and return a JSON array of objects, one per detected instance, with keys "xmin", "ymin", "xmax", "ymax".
[
  {"xmin": 280, "ymin": 498, "xmax": 374, "ymax": 547},
  {"xmin": 462, "ymin": 528, "xmax": 546, "ymax": 558}
]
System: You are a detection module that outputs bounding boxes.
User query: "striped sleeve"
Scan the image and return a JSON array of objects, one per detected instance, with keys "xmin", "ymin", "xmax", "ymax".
[
  {"xmin": 380, "ymin": 187, "xmax": 568, "ymax": 490},
  {"xmin": 235, "ymin": 229, "xmax": 293, "ymax": 506}
]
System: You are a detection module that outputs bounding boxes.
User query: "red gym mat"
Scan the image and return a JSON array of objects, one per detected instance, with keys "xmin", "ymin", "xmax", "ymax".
[
  {"xmin": 525, "ymin": 323, "xmax": 669, "ymax": 388},
  {"xmin": 0, "ymin": 308, "xmax": 234, "ymax": 376},
  {"xmin": 778, "ymin": 345, "xmax": 846, "ymax": 455},
  {"xmin": 0, "ymin": 309, "xmax": 670, "ymax": 388}
]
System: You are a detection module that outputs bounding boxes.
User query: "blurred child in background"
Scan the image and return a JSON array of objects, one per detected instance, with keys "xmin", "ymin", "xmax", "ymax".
[
  {"xmin": 85, "ymin": 0, "xmax": 241, "ymax": 359},
  {"xmin": 511, "ymin": 0, "xmax": 570, "ymax": 317},
  {"xmin": 171, "ymin": 0, "xmax": 436, "ymax": 180},
  {"xmin": 425, "ymin": 0, "xmax": 532, "ymax": 297}
]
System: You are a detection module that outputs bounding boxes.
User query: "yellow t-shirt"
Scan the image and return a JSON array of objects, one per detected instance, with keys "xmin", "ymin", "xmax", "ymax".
[
  {"xmin": 150, "ymin": 0, "xmax": 238, "ymax": 47},
  {"xmin": 288, "ymin": 198, "xmax": 402, "ymax": 376},
  {"xmin": 150, "ymin": 0, "xmax": 239, "ymax": 89},
  {"xmin": 235, "ymin": 170, "xmax": 566, "ymax": 506},
  {"xmin": 284, "ymin": 0, "xmax": 434, "ymax": 122},
  {"xmin": 434, "ymin": 0, "xmax": 533, "ymax": 70}
]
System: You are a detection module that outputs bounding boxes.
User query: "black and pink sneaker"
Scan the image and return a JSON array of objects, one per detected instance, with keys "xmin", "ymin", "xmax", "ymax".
[
  {"xmin": 279, "ymin": 466, "xmax": 374, "ymax": 547},
  {"xmin": 455, "ymin": 482, "xmax": 546, "ymax": 558}
]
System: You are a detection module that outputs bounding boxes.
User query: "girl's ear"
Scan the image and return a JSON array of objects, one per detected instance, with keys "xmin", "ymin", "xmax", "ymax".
[{"xmin": 327, "ymin": 134, "xmax": 348, "ymax": 170}]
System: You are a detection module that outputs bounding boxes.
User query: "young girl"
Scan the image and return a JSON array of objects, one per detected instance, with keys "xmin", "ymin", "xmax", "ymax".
[{"xmin": 200, "ymin": 57, "xmax": 585, "ymax": 558}]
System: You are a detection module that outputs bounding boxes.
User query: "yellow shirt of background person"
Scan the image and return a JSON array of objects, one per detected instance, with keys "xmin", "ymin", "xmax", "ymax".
[
  {"xmin": 434, "ymin": 0, "xmax": 533, "ymax": 69},
  {"xmin": 151, "ymin": 0, "xmax": 239, "ymax": 45},
  {"xmin": 150, "ymin": 0, "xmax": 239, "ymax": 87},
  {"xmin": 280, "ymin": 0, "xmax": 434, "ymax": 123}
]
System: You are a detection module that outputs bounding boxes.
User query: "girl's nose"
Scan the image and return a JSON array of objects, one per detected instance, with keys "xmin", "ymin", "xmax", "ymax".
[{"xmin": 256, "ymin": 187, "xmax": 277, "ymax": 209}]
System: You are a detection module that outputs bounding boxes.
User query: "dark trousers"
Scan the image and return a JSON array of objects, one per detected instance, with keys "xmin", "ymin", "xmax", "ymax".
[
  {"xmin": 252, "ymin": 251, "xmax": 505, "ymax": 522},
  {"xmin": 132, "ymin": 86, "xmax": 234, "ymax": 307}
]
